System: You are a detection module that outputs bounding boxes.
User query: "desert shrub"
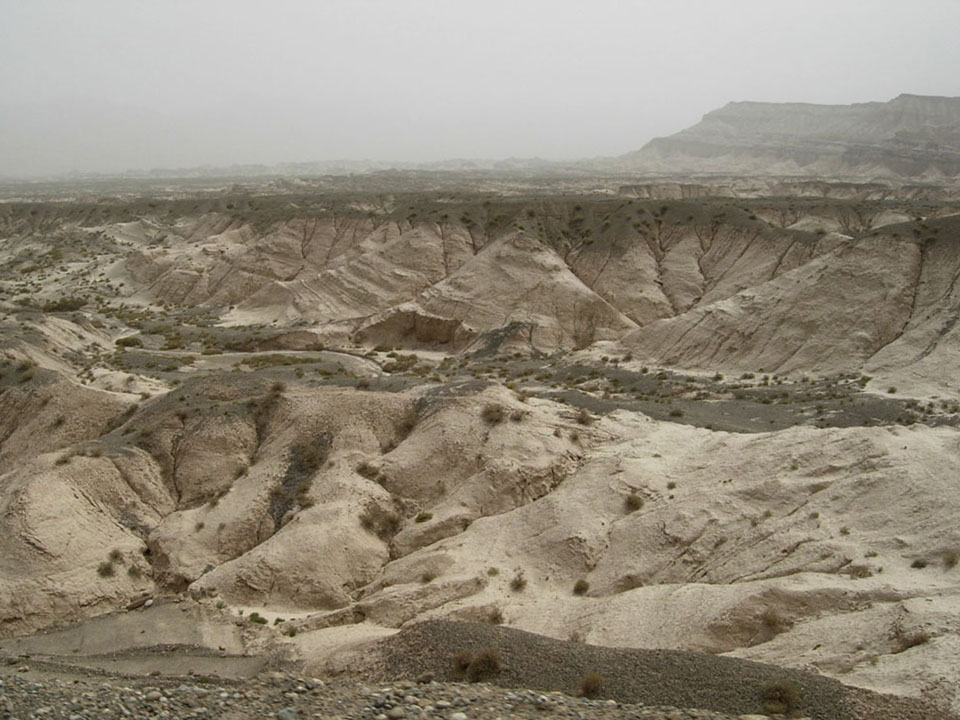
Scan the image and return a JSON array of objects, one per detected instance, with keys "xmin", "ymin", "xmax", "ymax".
[
  {"xmin": 396, "ymin": 408, "xmax": 418, "ymax": 440},
  {"xmin": 250, "ymin": 383, "xmax": 284, "ymax": 444},
  {"xmin": 481, "ymin": 403, "xmax": 506, "ymax": 425},
  {"xmin": 576, "ymin": 408, "xmax": 594, "ymax": 426},
  {"xmin": 761, "ymin": 607, "xmax": 790, "ymax": 635},
  {"xmin": 844, "ymin": 564, "xmax": 874, "ymax": 579},
  {"xmin": 911, "ymin": 558, "xmax": 928, "ymax": 569},
  {"xmin": 509, "ymin": 410, "xmax": 525, "ymax": 422},
  {"xmin": 420, "ymin": 571, "xmax": 437, "ymax": 584},
  {"xmin": 382, "ymin": 353, "xmax": 419, "ymax": 373},
  {"xmin": 624, "ymin": 493, "xmax": 643, "ymax": 512},
  {"xmin": 415, "ymin": 511, "xmax": 433, "ymax": 523},
  {"xmin": 360, "ymin": 505, "xmax": 402, "ymax": 541},
  {"xmin": 127, "ymin": 565, "xmax": 142, "ymax": 579},
  {"xmin": 288, "ymin": 440, "xmax": 327, "ymax": 475},
  {"xmin": 760, "ymin": 679, "xmax": 802, "ymax": 715},
  {"xmin": 268, "ymin": 434, "xmax": 331, "ymax": 528},
  {"xmin": 573, "ymin": 579, "xmax": 590, "ymax": 596},
  {"xmin": 666, "ymin": 481, "xmax": 677, "ymax": 490},
  {"xmin": 895, "ymin": 630, "xmax": 930, "ymax": 652},
  {"xmin": 453, "ymin": 650, "xmax": 474, "ymax": 676},
  {"xmin": 248, "ymin": 612, "xmax": 268, "ymax": 625},
  {"xmin": 97, "ymin": 562, "xmax": 115, "ymax": 578},
  {"xmin": 487, "ymin": 607, "xmax": 504, "ymax": 624},
  {"xmin": 115, "ymin": 336, "xmax": 142, "ymax": 348},
  {"xmin": 356, "ymin": 461, "xmax": 380, "ymax": 479},
  {"xmin": 509, "ymin": 571, "xmax": 527, "ymax": 592},
  {"xmin": 579, "ymin": 671, "xmax": 604, "ymax": 698},
  {"xmin": 108, "ymin": 549, "xmax": 122, "ymax": 562},
  {"xmin": 284, "ymin": 628, "xmax": 297, "ymax": 637},
  {"xmin": 465, "ymin": 648, "xmax": 502, "ymax": 682},
  {"xmin": 43, "ymin": 297, "xmax": 85, "ymax": 312},
  {"xmin": 668, "ymin": 408, "xmax": 684, "ymax": 417}
]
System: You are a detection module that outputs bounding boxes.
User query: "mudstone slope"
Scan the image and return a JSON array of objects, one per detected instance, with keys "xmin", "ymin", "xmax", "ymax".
[{"xmin": 1, "ymin": 185, "xmax": 960, "ymax": 717}]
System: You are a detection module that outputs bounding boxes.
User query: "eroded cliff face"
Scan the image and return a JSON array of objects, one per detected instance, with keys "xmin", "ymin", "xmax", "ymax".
[
  {"xmin": 3, "ymin": 193, "xmax": 960, "ymax": 375},
  {"xmin": 620, "ymin": 94, "xmax": 960, "ymax": 178}
]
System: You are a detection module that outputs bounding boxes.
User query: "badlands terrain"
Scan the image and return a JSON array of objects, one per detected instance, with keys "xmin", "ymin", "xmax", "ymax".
[{"xmin": 2, "ymin": 169, "xmax": 960, "ymax": 719}]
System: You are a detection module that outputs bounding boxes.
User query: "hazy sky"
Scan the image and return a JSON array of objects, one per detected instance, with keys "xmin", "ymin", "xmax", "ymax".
[{"xmin": 2, "ymin": 0, "xmax": 960, "ymax": 175}]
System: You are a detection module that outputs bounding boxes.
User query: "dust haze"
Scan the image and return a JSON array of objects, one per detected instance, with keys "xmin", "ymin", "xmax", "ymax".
[{"xmin": 3, "ymin": 0, "xmax": 960, "ymax": 176}]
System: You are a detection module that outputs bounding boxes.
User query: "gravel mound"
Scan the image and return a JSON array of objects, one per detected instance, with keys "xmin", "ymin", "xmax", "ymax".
[{"xmin": 374, "ymin": 620, "xmax": 955, "ymax": 720}]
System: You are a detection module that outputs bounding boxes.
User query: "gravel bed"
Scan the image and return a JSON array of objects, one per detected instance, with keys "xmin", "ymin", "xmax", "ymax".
[{"xmin": 0, "ymin": 666, "xmax": 744, "ymax": 720}]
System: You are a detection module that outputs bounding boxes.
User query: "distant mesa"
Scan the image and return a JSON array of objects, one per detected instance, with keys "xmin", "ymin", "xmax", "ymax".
[{"xmin": 617, "ymin": 93, "xmax": 960, "ymax": 179}]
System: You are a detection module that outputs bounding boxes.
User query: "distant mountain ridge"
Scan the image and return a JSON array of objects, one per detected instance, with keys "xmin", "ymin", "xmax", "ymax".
[{"xmin": 617, "ymin": 94, "xmax": 960, "ymax": 179}]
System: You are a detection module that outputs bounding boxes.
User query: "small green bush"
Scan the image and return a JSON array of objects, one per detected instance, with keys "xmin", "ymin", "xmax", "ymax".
[
  {"xmin": 573, "ymin": 579, "xmax": 590, "ymax": 596},
  {"xmin": 248, "ymin": 612, "xmax": 268, "ymax": 625},
  {"xmin": 624, "ymin": 493, "xmax": 643, "ymax": 512},
  {"xmin": 97, "ymin": 562, "xmax": 115, "ymax": 578},
  {"xmin": 509, "ymin": 572, "xmax": 527, "ymax": 592}
]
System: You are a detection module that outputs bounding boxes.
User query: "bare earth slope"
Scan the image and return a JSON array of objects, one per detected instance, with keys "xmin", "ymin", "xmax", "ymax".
[{"xmin": 2, "ymin": 183, "xmax": 960, "ymax": 717}]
